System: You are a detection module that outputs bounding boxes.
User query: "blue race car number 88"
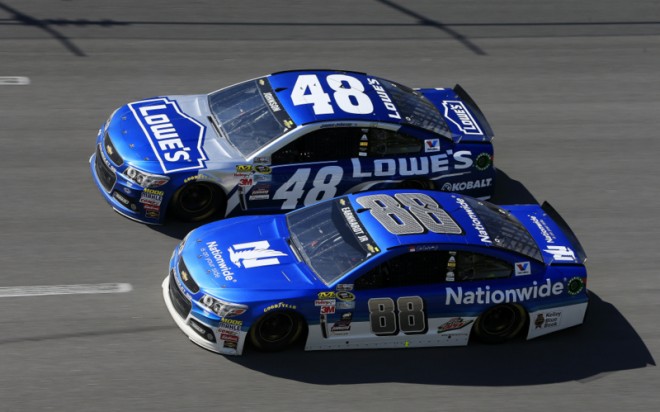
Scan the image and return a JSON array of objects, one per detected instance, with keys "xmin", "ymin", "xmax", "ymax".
[{"xmin": 356, "ymin": 193, "xmax": 463, "ymax": 235}]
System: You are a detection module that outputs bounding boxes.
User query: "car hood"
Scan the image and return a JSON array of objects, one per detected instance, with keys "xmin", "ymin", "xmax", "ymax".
[
  {"xmin": 181, "ymin": 215, "xmax": 318, "ymax": 292},
  {"xmin": 105, "ymin": 95, "xmax": 238, "ymax": 174}
]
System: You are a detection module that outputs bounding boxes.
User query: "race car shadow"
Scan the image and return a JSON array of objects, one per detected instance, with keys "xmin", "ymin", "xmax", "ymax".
[{"xmin": 230, "ymin": 291, "xmax": 654, "ymax": 386}]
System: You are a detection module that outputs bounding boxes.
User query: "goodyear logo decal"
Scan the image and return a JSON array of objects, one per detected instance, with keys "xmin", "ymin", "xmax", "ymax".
[{"xmin": 128, "ymin": 98, "xmax": 207, "ymax": 174}]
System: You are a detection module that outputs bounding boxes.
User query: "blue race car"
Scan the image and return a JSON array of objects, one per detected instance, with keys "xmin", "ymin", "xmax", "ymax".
[
  {"xmin": 162, "ymin": 190, "xmax": 588, "ymax": 355},
  {"xmin": 91, "ymin": 70, "xmax": 495, "ymax": 224}
]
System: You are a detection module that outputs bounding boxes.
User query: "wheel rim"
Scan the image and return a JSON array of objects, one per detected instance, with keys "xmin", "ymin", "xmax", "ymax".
[
  {"xmin": 481, "ymin": 305, "xmax": 519, "ymax": 337},
  {"xmin": 257, "ymin": 313, "xmax": 295, "ymax": 344},
  {"xmin": 178, "ymin": 183, "xmax": 214, "ymax": 215}
]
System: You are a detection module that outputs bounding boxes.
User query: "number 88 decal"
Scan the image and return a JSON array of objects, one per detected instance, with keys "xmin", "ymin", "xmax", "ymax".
[
  {"xmin": 368, "ymin": 296, "xmax": 426, "ymax": 336},
  {"xmin": 356, "ymin": 193, "xmax": 462, "ymax": 235}
]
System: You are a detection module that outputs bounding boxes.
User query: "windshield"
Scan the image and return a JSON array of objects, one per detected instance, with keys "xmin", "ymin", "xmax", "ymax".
[
  {"xmin": 287, "ymin": 197, "xmax": 379, "ymax": 285},
  {"xmin": 208, "ymin": 78, "xmax": 295, "ymax": 157},
  {"xmin": 461, "ymin": 197, "xmax": 543, "ymax": 262},
  {"xmin": 376, "ymin": 77, "xmax": 451, "ymax": 137}
]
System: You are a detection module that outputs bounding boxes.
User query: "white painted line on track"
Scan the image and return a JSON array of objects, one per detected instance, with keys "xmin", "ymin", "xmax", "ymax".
[
  {"xmin": 0, "ymin": 283, "xmax": 132, "ymax": 298},
  {"xmin": 0, "ymin": 76, "xmax": 30, "ymax": 85}
]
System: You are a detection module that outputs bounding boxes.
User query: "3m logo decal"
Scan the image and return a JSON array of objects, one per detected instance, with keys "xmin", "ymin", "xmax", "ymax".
[
  {"xmin": 129, "ymin": 98, "xmax": 207, "ymax": 173},
  {"xmin": 228, "ymin": 241, "xmax": 287, "ymax": 268},
  {"xmin": 442, "ymin": 100, "xmax": 483, "ymax": 136}
]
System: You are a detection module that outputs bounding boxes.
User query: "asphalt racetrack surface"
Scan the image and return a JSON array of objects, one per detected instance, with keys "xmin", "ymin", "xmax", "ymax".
[{"xmin": 1, "ymin": 1, "xmax": 659, "ymax": 410}]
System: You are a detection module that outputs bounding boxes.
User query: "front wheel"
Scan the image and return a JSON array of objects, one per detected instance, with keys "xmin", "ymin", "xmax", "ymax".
[
  {"xmin": 249, "ymin": 311, "xmax": 305, "ymax": 352},
  {"xmin": 169, "ymin": 182, "xmax": 225, "ymax": 222},
  {"xmin": 472, "ymin": 304, "xmax": 527, "ymax": 344}
]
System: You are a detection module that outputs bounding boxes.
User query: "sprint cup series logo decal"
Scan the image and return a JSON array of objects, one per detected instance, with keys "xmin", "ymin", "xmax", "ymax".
[{"xmin": 128, "ymin": 98, "xmax": 207, "ymax": 173}]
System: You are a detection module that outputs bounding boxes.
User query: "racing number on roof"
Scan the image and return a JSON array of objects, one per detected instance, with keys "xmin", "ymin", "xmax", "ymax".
[
  {"xmin": 356, "ymin": 193, "xmax": 462, "ymax": 235},
  {"xmin": 291, "ymin": 74, "xmax": 374, "ymax": 115}
]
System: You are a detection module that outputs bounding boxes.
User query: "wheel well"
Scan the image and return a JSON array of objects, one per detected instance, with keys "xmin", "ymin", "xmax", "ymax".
[
  {"xmin": 167, "ymin": 181, "xmax": 227, "ymax": 221},
  {"xmin": 471, "ymin": 303, "xmax": 528, "ymax": 344}
]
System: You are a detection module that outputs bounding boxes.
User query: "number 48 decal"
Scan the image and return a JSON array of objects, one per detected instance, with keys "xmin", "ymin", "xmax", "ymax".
[
  {"xmin": 291, "ymin": 74, "xmax": 374, "ymax": 115},
  {"xmin": 368, "ymin": 296, "xmax": 426, "ymax": 335}
]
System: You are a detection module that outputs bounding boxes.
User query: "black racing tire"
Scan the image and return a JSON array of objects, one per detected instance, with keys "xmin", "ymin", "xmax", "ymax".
[
  {"xmin": 472, "ymin": 304, "xmax": 527, "ymax": 344},
  {"xmin": 397, "ymin": 179, "xmax": 435, "ymax": 190},
  {"xmin": 169, "ymin": 182, "xmax": 226, "ymax": 222},
  {"xmin": 249, "ymin": 311, "xmax": 306, "ymax": 352}
]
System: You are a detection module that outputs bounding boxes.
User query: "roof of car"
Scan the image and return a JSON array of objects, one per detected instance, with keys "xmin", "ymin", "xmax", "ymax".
[
  {"xmin": 266, "ymin": 69, "xmax": 429, "ymax": 128},
  {"xmin": 345, "ymin": 190, "xmax": 512, "ymax": 253}
]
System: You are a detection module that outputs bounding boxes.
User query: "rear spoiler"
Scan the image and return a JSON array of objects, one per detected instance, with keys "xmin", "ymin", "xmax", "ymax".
[
  {"xmin": 541, "ymin": 201, "xmax": 587, "ymax": 264},
  {"xmin": 453, "ymin": 84, "xmax": 495, "ymax": 141}
]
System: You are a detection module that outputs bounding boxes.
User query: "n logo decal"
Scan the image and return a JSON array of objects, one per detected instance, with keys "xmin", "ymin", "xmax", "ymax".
[{"xmin": 228, "ymin": 241, "xmax": 287, "ymax": 268}]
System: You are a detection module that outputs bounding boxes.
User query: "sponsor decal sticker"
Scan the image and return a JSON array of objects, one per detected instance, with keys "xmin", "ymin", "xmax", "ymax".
[
  {"xmin": 442, "ymin": 100, "xmax": 483, "ymax": 135},
  {"xmin": 515, "ymin": 261, "xmax": 531, "ymax": 276},
  {"xmin": 336, "ymin": 291, "xmax": 355, "ymax": 302},
  {"xmin": 236, "ymin": 164, "xmax": 252, "ymax": 173},
  {"xmin": 455, "ymin": 197, "xmax": 491, "ymax": 244},
  {"xmin": 220, "ymin": 332, "xmax": 239, "ymax": 343},
  {"xmin": 475, "ymin": 153, "xmax": 492, "ymax": 171},
  {"xmin": 446, "ymin": 279, "xmax": 564, "ymax": 305},
  {"xmin": 331, "ymin": 312, "xmax": 353, "ymax": 334},
  {"xmin": 336, "ymin": 301, "xmax": 355, "ymax": 310},
  {"xmin": 318, "ymin": 291, "xmax": 336, "ymax": 299},
  {"xmin": 534, "ymin": 311, "xmax": 562, "ymax": 329},
  {"xmin": 529, "ymin": 215, "xmax": 557, "ymax": 244},
  {"xmin": 229, "ymin": 241, "xmax": 287, "ymax": 268},
  {"xmin": 543, "ymin": 245, "xmax": 576, "ymax": 262},
  {"xmin": 128, "ymin": 98, "xmax": 207, "ymax": 173},
  {"xmin": 139, "ymin": 188, "xmax": 164, "ymax": 206},
  {"xmin": 218, "ymin": 319, "xmax": 242, "ymax": 332},
  {"xmin": 441, "ymin": 178, "xmax": 493, "ymax": 192},
  {"xmin": 351, "ymin": 150, "xmax": 473, "ymax": 178},
  {"xmin": 367, "ymin": 78, "xmax": 401, "ymax": 120},
  {"xmin": 437, "ymin": 317, "xmax": 474, "ymax": 333},
  {"xmin": 205, "ymin": 241, "xmax": 235, "ymax": 282},
  {"xmin": 567, "ymin": 277, "xmax": 585, "ymax": 295},
  {"xmin": 424, "ymin": 139, "xmax": 440, "ymax": 152},
  {"xmin": 254, "ymin": 165, "xmax": 271, "ymax": 174},
  {"xmin": 263, "ymin": 302, "xmax": 297, "ymax": 312}
]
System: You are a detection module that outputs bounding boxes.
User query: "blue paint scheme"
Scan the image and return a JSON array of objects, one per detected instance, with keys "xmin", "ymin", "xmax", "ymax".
[
  {"xmin": 164, "ymin": 190, "xmax": 588, "ymax": 355},
  {"xmin": 91, "ymin": 70, "xmax": 496, "ymax": 224}
]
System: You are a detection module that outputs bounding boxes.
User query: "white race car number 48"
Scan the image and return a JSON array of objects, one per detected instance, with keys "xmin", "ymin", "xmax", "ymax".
[{"xmin": 291, "ymin": 74, "xmax": 374, "ymax": 115}]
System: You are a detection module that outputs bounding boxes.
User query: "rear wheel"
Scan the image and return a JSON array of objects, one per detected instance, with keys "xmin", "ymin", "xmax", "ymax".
[
  {"xmin": 249, "ymin": 311, "xmax": 305, "ymax": 352},
  {"xmin": 473, "ymin": 304, "xmax": 526, "ymax": 343},
  {"xmin": 169, "ymin": 182, "xmax": 225, "ymax": 222}
]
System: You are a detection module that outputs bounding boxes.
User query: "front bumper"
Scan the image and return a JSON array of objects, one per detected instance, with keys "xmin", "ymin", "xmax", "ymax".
[
  {"xmin": 89, "ymin": 147, "xmax": 163, "ymax": 225},
  {"xmin": 161, "ymin": 264, "xmax": 248, "ymax": 356}
]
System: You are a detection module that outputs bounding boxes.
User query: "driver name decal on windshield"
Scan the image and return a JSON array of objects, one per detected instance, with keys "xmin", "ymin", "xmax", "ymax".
[
  {"xmin": 228, "ymin": 241, "xmax": 287, "ymax": 268},
  {"xmin": 339, "ymin": 198, "xmax": 380, "ymax": 255},
  {"xmin": 128, "ymin": 98, "xmax": 207, "ymax": 173}
]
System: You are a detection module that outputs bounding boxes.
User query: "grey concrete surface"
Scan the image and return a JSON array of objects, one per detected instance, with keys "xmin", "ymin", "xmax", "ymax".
[{"xmin": 0, "ymin": 1, "xmax": 659, "ymax": 411}]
